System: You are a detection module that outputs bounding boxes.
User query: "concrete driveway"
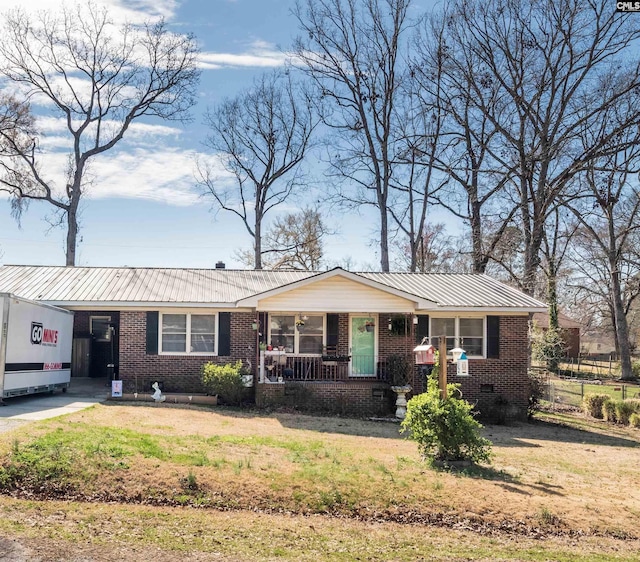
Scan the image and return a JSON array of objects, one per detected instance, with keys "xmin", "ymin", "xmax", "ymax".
[{"xmin": 0, "ymin": 377, "xmax": 110, "ymax": 432}]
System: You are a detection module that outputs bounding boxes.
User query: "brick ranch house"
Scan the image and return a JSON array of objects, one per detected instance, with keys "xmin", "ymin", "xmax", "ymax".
[{"xmin": 0, "ymin": 265, "xmax": 547, "ymax": 419}]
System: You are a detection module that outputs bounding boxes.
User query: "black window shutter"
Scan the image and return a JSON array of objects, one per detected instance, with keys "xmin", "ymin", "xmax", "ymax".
[
  {"xmin": 218, "ymin": 312, "xmax": 231, "ymax": 356},
  {"xmin": 416, "ymin": 315, "xmax": 429, "ymax": 342},
  {"xmin": 146, "ymin": 312, "xmax": 159, "ymax": 355},
  {"xmin": 326, "ymin": 313, "xmax": 339, "ymax": 349},
  {"xmin": 487, "ymin": 316, "xmax": 500, "ymax": 358}
]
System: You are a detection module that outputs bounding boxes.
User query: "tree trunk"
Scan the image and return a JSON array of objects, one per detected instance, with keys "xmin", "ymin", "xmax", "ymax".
[
  {"xmin": 610, "ymin": 260, "xmax": 634, "ymax": 380},
  {"xmin": 65, "ymin": 207, "xmax": 77, "ymax": 267},
  {"xmin": 547, "ymin": 265, "xmax": 559, "ymax": 331},
  {"xmin": 380, "ymin": 205, "xmax": 390, "ymax": 272},
  {"xmin": 470, "ymin": 198, "xmax": 485, "ymax": 274},
  {"xmin": 254, "ymin": 219, "xmax": 262, "ymax": 270},
  {"xmin": 522, "ymin": 218, "xmax": 544, "ymax": 296}
]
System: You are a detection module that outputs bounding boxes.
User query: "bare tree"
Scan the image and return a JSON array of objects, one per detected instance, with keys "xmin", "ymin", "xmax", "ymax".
[
  {"xmin": 293, "ymin": 0, "xmax": 412, "ymax": 272},
  {"xmin": 389, "ymin": 32, "xmax": 449, "ymax": 273},
  {"xmin": 237, "ymin": 207, "xmax": 331, "ymax": 270},
  {"xmin": 540, "ymin": 207, "xmax": 578, "ymax": 332},
  {"xmin": 0, "ymin": 93, "xmax": 35, "ymax": 214},
  {"xmin": 411, "ymin": 15, "xmax": 518, "ymax": 275},
  {"xmin": 198, "ymin": 70, "xmax": 316, "ymax": 270},
  {"xmin": 0, "ymin": 4, "xmax": 200, "ymax": 266},
  {"xmin": 565, "ymin": 144, "xmax": 640, "ymax": 380},
  {"xmin": 395, "ymin": 222, "xmax": 471, "ymax": 273},
  {"xmin": 433, "ymin": 0, "xmax": 640, "ymax": 295}
]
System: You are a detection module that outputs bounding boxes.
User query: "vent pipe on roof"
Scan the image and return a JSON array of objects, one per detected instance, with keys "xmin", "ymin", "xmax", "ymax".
[{"xmin": 215, "ymin": 261, "xmax": 226, "ymax": 269}]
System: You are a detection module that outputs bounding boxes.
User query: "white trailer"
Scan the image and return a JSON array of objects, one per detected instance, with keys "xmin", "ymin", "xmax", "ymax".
[{"xmin": 0, "ymin": 293, "xmax": 74, "ymax": 399}]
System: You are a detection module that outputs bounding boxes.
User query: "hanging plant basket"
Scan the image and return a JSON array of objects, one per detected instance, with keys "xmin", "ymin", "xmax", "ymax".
[{"xmin": 365, "ymin": 321, "xmax": 375, "ymax": 332}]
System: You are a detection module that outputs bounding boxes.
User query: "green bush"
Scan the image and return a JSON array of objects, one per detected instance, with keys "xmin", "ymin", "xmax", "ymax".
[
  {"xmin": 602, "ymin": 400, "xmax": 617, "ymax": 423},
  {"xmin": 201, "ymin": 361, "xmax": 246, "ymax": 406},
  {"xmin": 632, "ymin": 361, "xmax": 640, "ymax": 379},
  {"xmin": 401, "ymin": 378, "xmax": 491, "ymax": 465},
  {"xmin": 630, "ymin": 413, "xmax": 640, "ymax": 428},
  {"xmin": 614, "ymin": 400, "xmax": 638, "ymax": 426},
  {"xmin": 582, "ymin": 394, "xmax": 610, "ymax": 419}
]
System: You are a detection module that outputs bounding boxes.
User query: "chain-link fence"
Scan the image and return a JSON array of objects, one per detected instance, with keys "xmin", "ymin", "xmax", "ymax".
[{"xmin": 540, "ymin": 377, "xmax": 640, "ymax": 408}]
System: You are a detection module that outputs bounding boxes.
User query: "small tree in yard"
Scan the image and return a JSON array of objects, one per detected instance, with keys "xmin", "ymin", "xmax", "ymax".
[{"xmin": 401, "ymin": 377, "xmax": 491, "ymax": 465}]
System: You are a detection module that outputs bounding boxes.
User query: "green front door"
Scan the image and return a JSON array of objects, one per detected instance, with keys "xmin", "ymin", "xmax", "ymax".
[{"xmin": 350, "ymin": 316, "xmax": 376, "ymax": 376}]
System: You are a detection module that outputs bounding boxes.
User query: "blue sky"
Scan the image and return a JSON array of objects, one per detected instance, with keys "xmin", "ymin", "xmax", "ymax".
[{"xmin": 0, "ymin": 0, "xmax": 438, "ymax": 270}]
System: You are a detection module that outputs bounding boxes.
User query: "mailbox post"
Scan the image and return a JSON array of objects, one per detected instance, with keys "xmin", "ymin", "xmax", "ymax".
[{"xmin": 438, "ymin": 335, "xmax": 447, "ymax": 400}]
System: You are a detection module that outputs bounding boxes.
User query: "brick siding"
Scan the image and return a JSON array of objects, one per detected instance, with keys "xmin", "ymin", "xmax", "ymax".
[
  {"xmin": 256, "ymin": 380, "xmax": 391, "ymax": 416},
  {"xmin": 448, "ymin": 315, "xmax": 531, "ymax": 421},
  {"xmin": 75, "ymin": 309, "xmax": 531, "ymax": 419},
  {"xmin": 117, "ymin": 311, "xmax": 258, "ymax": 394}
]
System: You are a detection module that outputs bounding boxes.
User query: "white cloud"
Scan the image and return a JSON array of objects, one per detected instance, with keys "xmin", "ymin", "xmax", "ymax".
[
  {"xmin": 0, "ymin": 144, "xmax": 233, "ymax": 208},
  {"xmin": 0, "ymin": 0, "xmax": 178, "ymax": 25},
  {"xmin": 87, "ymin": 148, "xmax": 231, "ymax": 206},
  {"xmin": 199, "ymin": 40, "xmax": 290, "ymax": 70},
  {"xmin": 32, "ymin": 116, "xmax": 183, "ymax": 150}
]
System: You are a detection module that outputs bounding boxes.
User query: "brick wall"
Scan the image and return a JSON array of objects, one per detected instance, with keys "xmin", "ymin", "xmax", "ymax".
[
  {"xmin": 256, "ymin": 380, "xmax": 391, "ymax": 416},
  {"xmin": 118, "ymin": 311, "xmax": 257, "ymax": 394},
  {"xmin": 110, "ymin": 310, "xmax": 531, "ymax": 419},
  {"xmin": 447, "ymin": 316, "xmax": 531, "ymax": 421}
]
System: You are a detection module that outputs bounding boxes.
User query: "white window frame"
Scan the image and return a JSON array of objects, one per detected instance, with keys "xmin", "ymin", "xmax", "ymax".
[
  {"xmin": 268, "ymin": 313, "xmax": 326, "ymax": 355},
  {"xmin": 90, "ymin": 315, "xmax": 112, "ymax": 342},
  {"xmin": 429, "ymin": 316, "xmax": 486, "ymax": 359},
  {"xmin": 159, "ymin": 312, "xmax": 218, "ymax": 356}
]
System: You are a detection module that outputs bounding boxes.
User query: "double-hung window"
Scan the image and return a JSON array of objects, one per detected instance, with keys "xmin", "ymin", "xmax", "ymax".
[
  {"xmin": 160, "ymin": 313, "xmax": 217, "ymax": 354},
  {"xmin": 430, "ymin": 317, "xmax": 485, "ymax": 357},
  {"xmin": 269, "ymin": 314, "xmax": 324, "ymax": 354}
]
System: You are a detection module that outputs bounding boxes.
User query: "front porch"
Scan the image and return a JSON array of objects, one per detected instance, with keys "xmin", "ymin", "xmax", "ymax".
[{"xmin": 258, "ymin": 353, "xmax": 415, "ymax": 384}]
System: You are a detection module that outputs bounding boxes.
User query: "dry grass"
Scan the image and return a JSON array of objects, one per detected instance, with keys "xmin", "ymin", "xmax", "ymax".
[{"xmin": 0, "ymin": 403, "xmax": 639, "ymax": 561}]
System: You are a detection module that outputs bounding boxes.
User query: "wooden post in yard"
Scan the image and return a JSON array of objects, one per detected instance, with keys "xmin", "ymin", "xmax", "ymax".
[{"xmin": 439, "ymin": 335, "xmax": 447, "ymax": 400}]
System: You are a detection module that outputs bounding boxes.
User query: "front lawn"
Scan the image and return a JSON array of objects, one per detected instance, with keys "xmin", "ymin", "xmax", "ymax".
[{"xmin": 0, "ymin": 403, "xmax": 638, "ymax": 561}]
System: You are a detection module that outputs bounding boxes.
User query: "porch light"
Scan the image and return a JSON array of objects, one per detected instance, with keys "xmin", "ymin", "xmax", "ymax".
[
  {"xmin": 251, "ymin": 321, "xmax": 258, "ymax": 331},
  {"xmin": 451, "ymin": 347, "xmax": 466, "ymax": 363},
  {"xmin": 413, "ymin": 339, "xmax": 436, "ymax": 365},
  {"xmin": 412, "ymin": 315, "xmax": 419, "ymax": 325},
  {"xmin": 388, "ymin": 317, "xmax": 392, "ymax": 331}
]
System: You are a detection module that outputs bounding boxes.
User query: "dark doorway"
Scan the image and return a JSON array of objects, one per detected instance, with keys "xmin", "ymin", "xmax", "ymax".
[{"xmin": 89, "ymin": 313, "xmax": 120, "ymax": 378}]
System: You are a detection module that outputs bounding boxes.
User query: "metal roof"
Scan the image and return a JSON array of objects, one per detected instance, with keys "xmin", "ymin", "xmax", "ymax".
[
  {"xmin": 0, "ymin": 265, "xmax": 547, "ymax": 311},
  {"xmin": 358, "ymin": 272, "xmax": 547, "ymax": 309}
]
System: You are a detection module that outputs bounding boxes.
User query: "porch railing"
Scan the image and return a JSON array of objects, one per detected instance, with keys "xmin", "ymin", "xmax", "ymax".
[{"xmin": 260, "ymin": 353, "xmax": 413, "ymax": 383}]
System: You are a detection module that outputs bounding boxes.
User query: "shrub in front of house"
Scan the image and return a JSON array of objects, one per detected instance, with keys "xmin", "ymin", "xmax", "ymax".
[
  {"xmin": 614, "ymin": 399, "xmax": 639, "ymax": 426},
  {"xmin": 582, "ymin": 394, "xmax": 610, "ymax": 419},
  {"xmin": 201, "ymin": 361, "xmax": 245, "ymax": 406},
  {"xmin": 630, "ymin": 413, "xmax": 640, "ymax": 429},
  {"xmin": 401, "ymin": 378, "xmax": 492, "ymax": 465},
  {"xmin": 616, "ymin": 399, "xmax": 640, "ymax": 426},
  {"xmin": 602, "ymin": 400, "xmax": 617, "ymax": 423},
  {"xmin": 632, "ymin": 361, "xmax": 640, "ymax": 379}
]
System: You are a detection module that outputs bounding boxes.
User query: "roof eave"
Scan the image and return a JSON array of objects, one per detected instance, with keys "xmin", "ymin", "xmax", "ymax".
[
  {"xmin": 431, "ymin": 306, "xmax": 548, "ymax": 314},
  {"xmin": 45, "ymin": 301, "xmax": 243, "ymax": 310},
  {"xmin": 237, "ymin": 267, "xmax": 440, "ymax": 308}
]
